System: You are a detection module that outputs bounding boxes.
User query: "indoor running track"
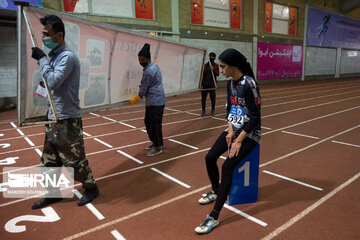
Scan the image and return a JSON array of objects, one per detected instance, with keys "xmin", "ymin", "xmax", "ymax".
[{"xmin": 0, "ymin": 78, "xmax": 359, "ymax": 240}]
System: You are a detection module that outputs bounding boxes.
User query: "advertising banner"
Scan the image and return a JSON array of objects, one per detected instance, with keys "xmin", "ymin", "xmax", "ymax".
[
  {"xmin": 191, "ymin": 0, "xmax": 203, "ymax": 24},
  {"xmin": 288, "ymin": 7, "xmax": 296, "ymax": 35},
  {"xmin": 265, "ymin": 1, "xmax": 272, "ymax": 32},
  {"xmin": 257, "ymin": 42, "xmax": 303, "ymax": 79},
  {"xmin": 135, "ymin": 0, "xmax": 153, "ymax": 20},
  {"xmin": 307, "ymin": 7, "xmax": 360, "ymax": 50},
  {"xmin": 0, "ymin": 0, "xmax": 41, "ymax": 10},
  {"xmin": 230, "ymin": 0, "xmax": 241, "ymax": 29}
]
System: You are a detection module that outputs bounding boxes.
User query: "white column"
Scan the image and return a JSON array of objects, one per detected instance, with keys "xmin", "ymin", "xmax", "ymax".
[
  {"xmin": 335, "ymin": 48, "xmax": 341, "ymax": 78},
  {"xmin": 301, "ymin": 3, "xmax": 309, "ymax": 81},
  {"xmin": 252, "ymin": 0, "xmax": 258, "ymax": 76},
  {"xmin": 171, "ymin": 0, "xmax": 180, "ymax": 42}
]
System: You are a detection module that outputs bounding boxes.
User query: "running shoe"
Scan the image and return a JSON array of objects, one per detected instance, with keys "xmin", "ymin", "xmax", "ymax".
[
  {"xmin": 198, "ymin": 191, "xmax": 217, "ymax": 205},
  {"xmin": 145, "ymin": 144, "xmax": 154, "ymax": 150},
  {"xmin": 147, "ymin": 146, "xmax": 163, "ymax": 157},
  {"xmin": 195, "ymin": 215, "xmax": 219, "ymax": 234}
]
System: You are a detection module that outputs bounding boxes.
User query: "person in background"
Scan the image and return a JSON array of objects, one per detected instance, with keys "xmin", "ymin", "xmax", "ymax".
[
  {"xmin": 30, "ymin": 14, "xmax": 99, "ymax": 209},
  {"xmin": 195, "ymin": 48, "xmax": 261, "ymax": 234},
  {"xmin": 201, "ymin": 52, "xmax": 219, "ymax": 117},
  {"xmin": 130, "ymin": 43, "xmax": 166, "ymax": 157}
]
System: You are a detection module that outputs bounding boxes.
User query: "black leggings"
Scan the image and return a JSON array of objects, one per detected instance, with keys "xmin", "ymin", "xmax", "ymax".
[{"xmin": 205, "ymin": 131, "xmax": 258, "ymax": 212}]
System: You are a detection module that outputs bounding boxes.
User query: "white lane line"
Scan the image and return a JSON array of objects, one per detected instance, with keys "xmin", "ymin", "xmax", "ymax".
[
  {"xmin": 332, "ymin": 140, "xmax": 360, "ymax": 148},
  {"xmin": 263, "ymin": 96, "xmax": 360, "ymax": 119},
  {"xmin": 35, "ymin": 148, "xmax": 42, "ymax": 157},
  {"xmin": 118, "ymin": 121, "xmax": 136, "ymax": 129},
  {"xmin": 63, "ymin": 185, "xmax": 210, "ymax": 240},
  {"xmin": 168, "ymin": 139, "xmax": 199, "ymax": 149},
  {"xmin": 89, "ymin": 112, "xmax": 101, "ymax": 117},
  {"xmin": 281, "ymin": 131, "xmax": 319, "ymax": 139},
  {"xmin": 111, "ymin": 230, "xmax": 126, "ymax": 240},
  {"xmin": 24, "ymin": 137, "xmax": 35, "ymax": 147},
  {"xmin": 94, "ymin": 138, "xmax": 113, "ymax": 148},
  {"xmin": 262, "ymin": 126, "xmax": 272, "ymax": 130},
  {"xmin": 165, "ymin": 108, "xmax": 181, "ymax": 112},
  {"xmin": 16, "ymin": 129, "xmax": 25, "ymax": 136},
  {"xmin": 117, "ymin": 150, "xmax": 144, "ymax": 164},
  {"xmin": 72, "ymin": 189, "xmax": 105, "ymax": 220},
  {"xmin": 262, "ymin": 172, "xmax": 360, "ymax": 240},
  {"xmin": 263, "ymin": 170, "xmax": 323, "ymax": 191},
  {"xmin": 103, "ymin": 116, "xmax": 117, "ymax": 122},
  {"xmin": 141, "ymin": 129, "xmax": 147, "ymax": 133},
  {"xmin": 186, "ymin": 111, "xmax": 200, "ymax": 116},
  {"xmin": 151, "ymin": 168, "xmax": 191, "ymax": 188},
  {"xmin": 10, "ymin": 122, "xmax": 17, "ymax": 129},
  {"xmin": 83, "ymin": 131, "xmax": 91, "ymax": 137},
  {"xmin": 224, "ymin": 204, "xmax": 268, "ymax": 227},
  {"xmin": 261, "ymin": 124, "xmax": 360, "ymax": 167}
]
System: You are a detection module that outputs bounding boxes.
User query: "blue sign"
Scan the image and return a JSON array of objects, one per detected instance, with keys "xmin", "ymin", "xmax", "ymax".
[
  {"xmin": 0, "ymin": 0, "xmax": 42, "ymax": 11},
  {"xmin": 228, "ymin": 144, "xmax": 260, "ymax": 205},
  {"xmin": 307, "ymin": 7, "xmax": 360, "ymax": 50}
]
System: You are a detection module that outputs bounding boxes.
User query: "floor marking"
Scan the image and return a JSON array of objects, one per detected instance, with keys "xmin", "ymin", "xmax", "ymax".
[
  {"xmin": 281, "ymin": 131, "xmax": 319, "ymax": 139},
  {"xmin": 10, "ymin": 122, "xmax": 17, "ymax": 129},
  {"xmin": 94, "ymin": 138, "xmax": 113, "ymax": 148},
  {"xmin": 261, "ymin": 125, "xmax": 360, "ymax": 168},
  {"xmin": 102, "ymin": 116, "xmax": 117, "ymax": 122},
  {"xmin": 111, "ymin": 230, "xmax": 126, "ymax": 240},
  {"xmin": 263, "ymin": 170, "xmax": 323, "ymax": 191},
  {"xmin": 168, "ymin": 139, "xmax": 199, "ymax": 149},
  {"xmin": 186, "ymin": 111, "xmax": 200, "ymax": 116},
  {"xmin": 141, "ymin": 129, "xmax": 147, "ymax": 133},
  {"xmin": 24, "ymin": 137, "xmax": 35, "ymax": 147},
  {"xmin": 165, "ymin": 107, "xmax": 181, "ymax": 112},
  {"xmin": 261, "ymin": 172, "xmax": 360, "ymax": 240},
  {"xmin": 118, "ymin": 121, "xmax": 136, "ymax": 129},
  {"xmin": 151, "ymin": 168, "xmax": 191, "ymax": 188},
  {"xmin": 16, "ymin": 129, "xmax": 25, "ymax": 136},
  {"xmin": 263, "ymin": 106, "xmax": 360, "ymax": 136},
  {"xmin": 331, "ymin": 140, "xmax": 360, "ymax": 148},
  {"xmin": 262, "ymin": 126, "xmax": 272, "ymax": 130},
  {"xmin": 224, "ymin": 204, "xmax": 268, "ymax": 227},
  {"xmin": 89, "ymin": 112, "xmax": 101, "ymax": 117},
  {"xmin": 72, "ymin": 189, "xmax": 105, "ymax": 220},
  {"xmin": 264, "ymin": 88, "xmax": 360, "ymax": 108},
  {"xmin": 63, "ymin": 185, "xmax": 210, "ymax": 240},
  {"xmin": 263, "ymin": 96, "xmax": 360, "ymax": 119},
  {"xmin": 117, "ymin": 150, "xmax": 144, "ymax": 164},
  {"xmin": 83, "ymin": 131, "xmax": 91, "ymax": 137},
  {"xmin": 35, "ymin": 148, "xmax": 42, "ymax": 157}
]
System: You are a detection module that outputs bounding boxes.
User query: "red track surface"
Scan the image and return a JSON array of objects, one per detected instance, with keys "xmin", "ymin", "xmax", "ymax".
[{"xmin": 0, "ymin": 78, "xmax": 359, "ymax": 240}]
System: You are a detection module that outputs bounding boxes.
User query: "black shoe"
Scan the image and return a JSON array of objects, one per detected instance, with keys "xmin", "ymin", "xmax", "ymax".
[
  {"xmin": 78, "ymin": 187, "xmax": 99, "ymax": 206},
  {"xmin": 32, "ymin": 197, "xmax": 62, "ymax": 209}
]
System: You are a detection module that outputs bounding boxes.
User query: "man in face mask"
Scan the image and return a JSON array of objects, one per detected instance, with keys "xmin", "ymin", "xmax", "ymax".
[
  {"xmin": 30, "ymin": 15, "xmax": 99, "ymax": 209},
  {"xmin": 129, "ymin": 43, "xmax": 166, "ymax": 157},
  {"xmin": 201, "ymin": 52, "xmax": 219, "ymax": 117}
]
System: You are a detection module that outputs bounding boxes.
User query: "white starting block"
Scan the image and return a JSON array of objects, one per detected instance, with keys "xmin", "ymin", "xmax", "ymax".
[{"xmin": 228, "ymin": 144, "xmax": 260, "ymax": 205}]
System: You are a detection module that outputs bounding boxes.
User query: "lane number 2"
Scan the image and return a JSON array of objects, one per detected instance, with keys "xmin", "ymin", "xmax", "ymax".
[{"xmin": 5, "ymin": 207, "xmax": 60, "ymax": 233}]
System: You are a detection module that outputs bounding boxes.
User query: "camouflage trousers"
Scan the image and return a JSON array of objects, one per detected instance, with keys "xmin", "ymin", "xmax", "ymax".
[{"xmin": 42, "ymin": 118, "xmax": 96, "ymax": 189}]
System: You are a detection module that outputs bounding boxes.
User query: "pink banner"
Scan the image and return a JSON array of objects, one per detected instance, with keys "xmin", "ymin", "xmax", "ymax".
[{"xmin": 257, "ymin": 42, "xmax": 303, "ymax": 79}]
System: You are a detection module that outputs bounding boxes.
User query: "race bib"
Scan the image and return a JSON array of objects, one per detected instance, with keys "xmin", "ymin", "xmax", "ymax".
[{"xmin": 228, "ymin": 106, "xmax": 245, "ymax": 129}]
